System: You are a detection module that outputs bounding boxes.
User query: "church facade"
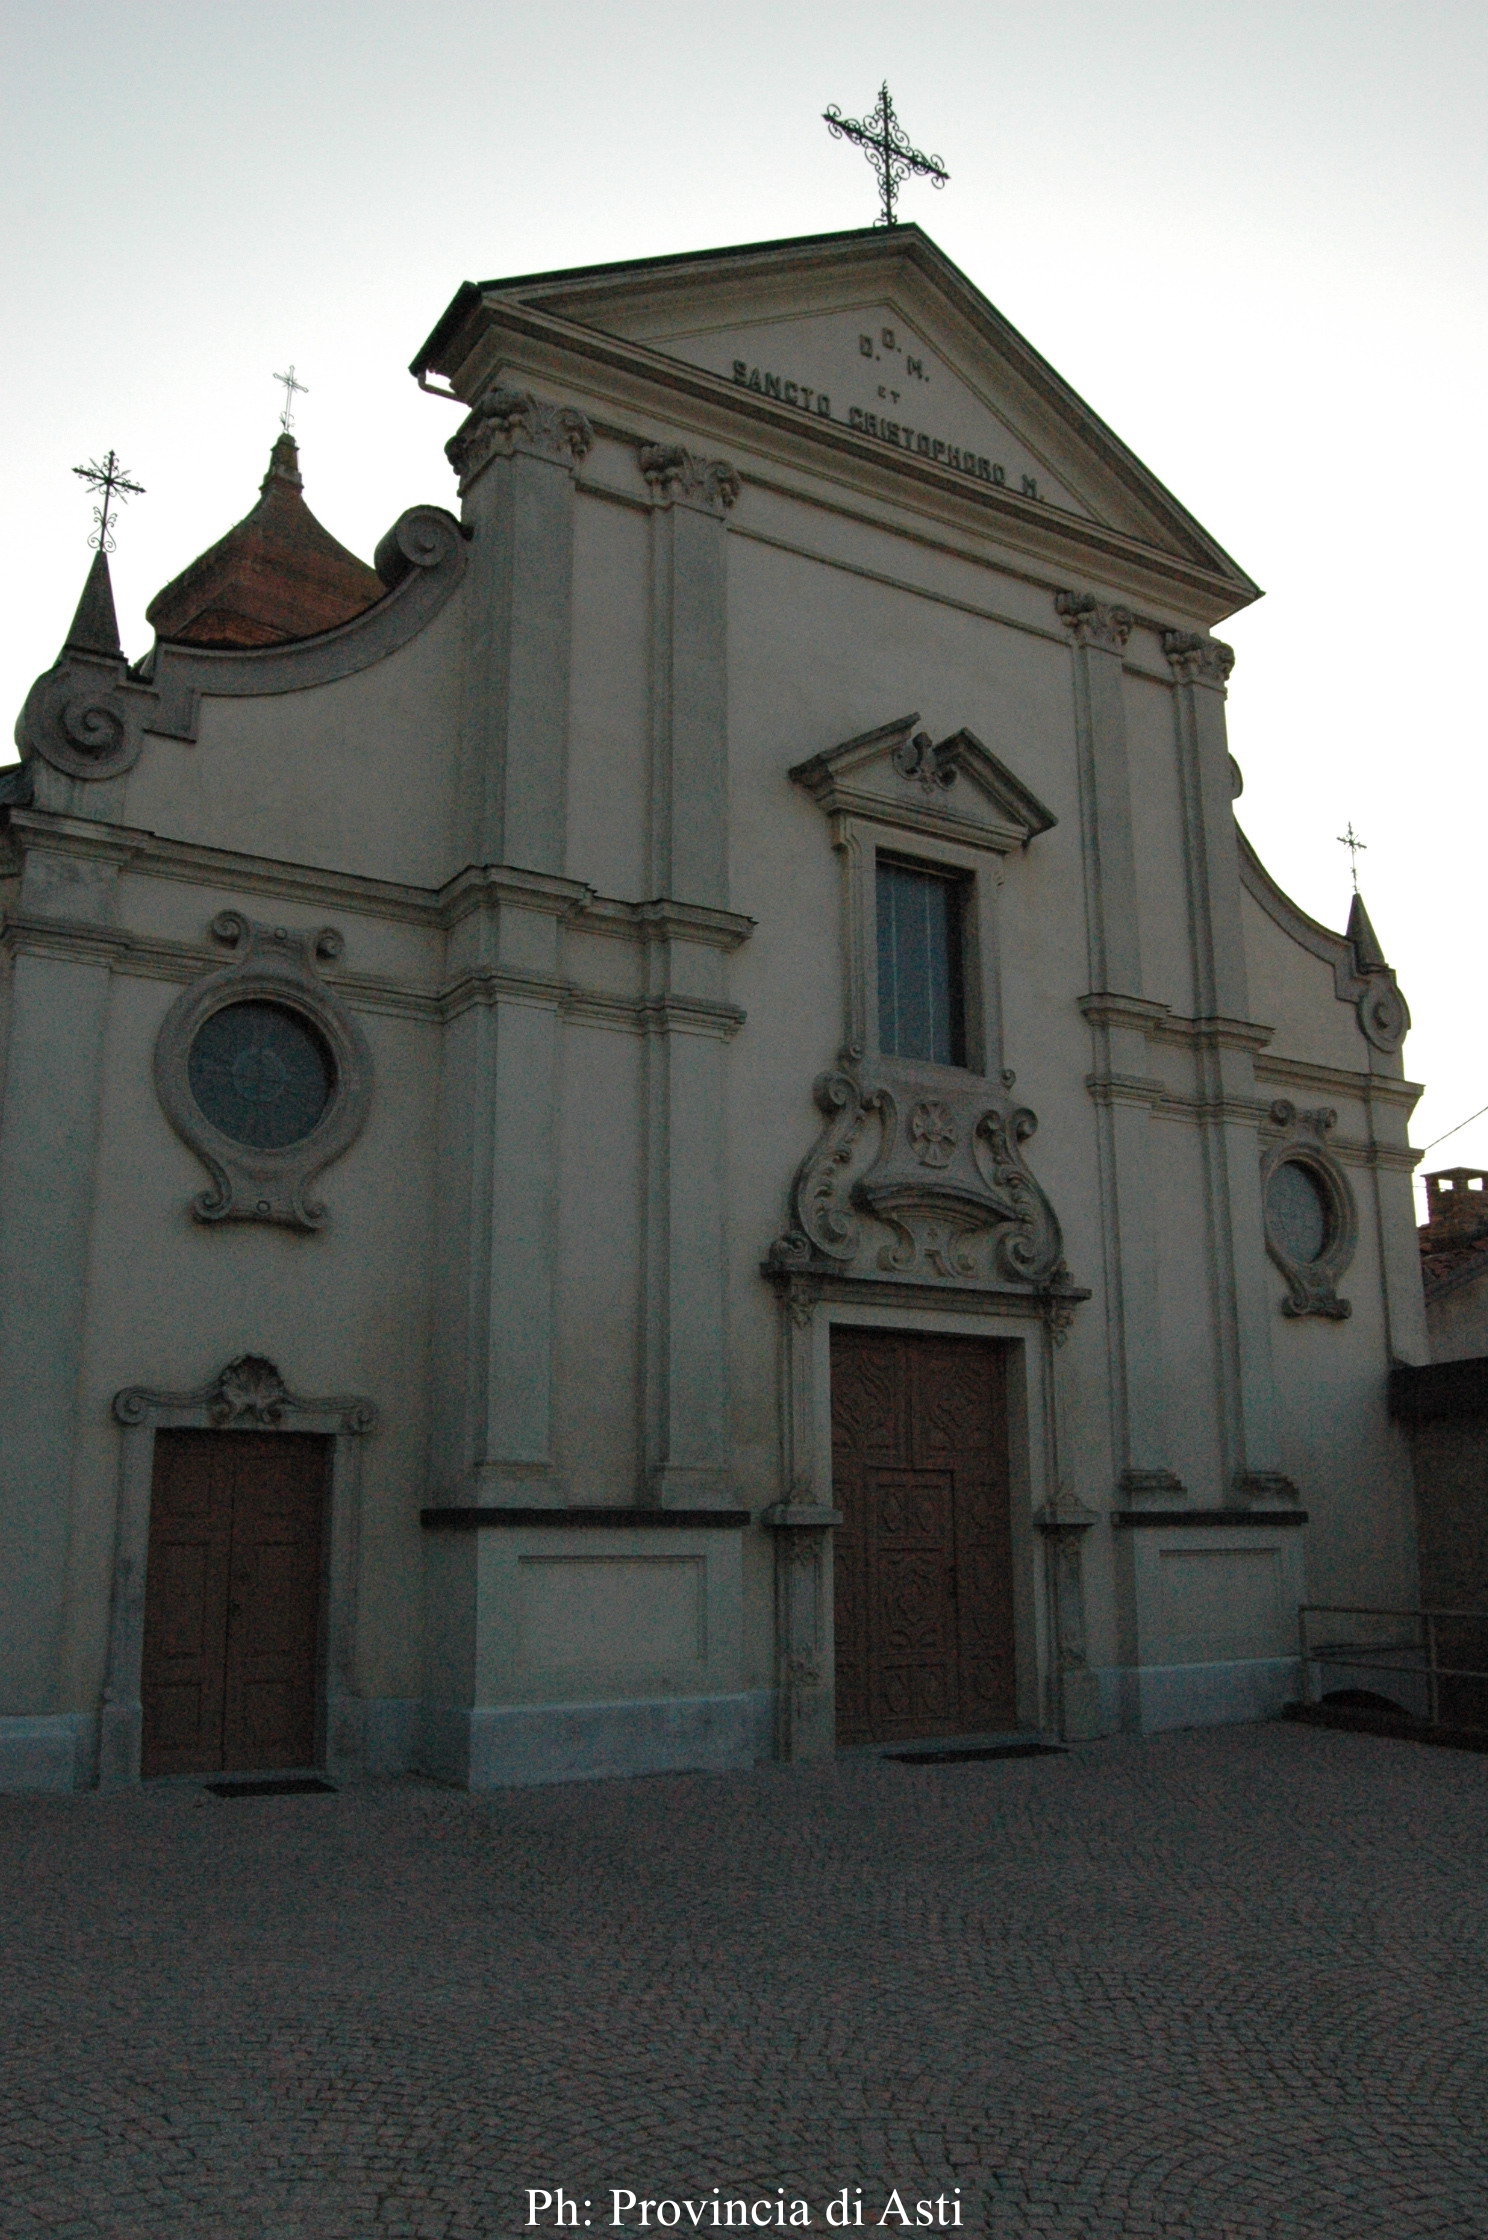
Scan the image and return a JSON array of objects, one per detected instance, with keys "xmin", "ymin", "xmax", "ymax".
[{"xmin": 0, "ymin": 225, "xmax": 1426, "ymax": 1793}]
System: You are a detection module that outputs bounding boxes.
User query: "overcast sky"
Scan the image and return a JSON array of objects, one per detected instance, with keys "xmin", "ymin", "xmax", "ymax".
[{"xmin": 4, "ymin": 0, "xmax": 1485, "ymax": 1193}]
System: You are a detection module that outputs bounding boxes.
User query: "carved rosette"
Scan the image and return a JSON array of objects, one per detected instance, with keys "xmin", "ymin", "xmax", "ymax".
[
  {"xmin": 637, "ymin": 443, "xmax": 741, "ymax": 514},
  {"xmin": 769, "ymin": 1064, "xmax": 1072, "ymax": 1294},
  {"xmin": 1163, "ymin": 629, "xmax": 1236, "ymax": 689},
  {"xmin": 446, "ymin": 385, "xmax": 595, "ymax": 487},
  {"xmin": 1055, "ymin": 590, "xmax": 1134, "ymax": 654}
]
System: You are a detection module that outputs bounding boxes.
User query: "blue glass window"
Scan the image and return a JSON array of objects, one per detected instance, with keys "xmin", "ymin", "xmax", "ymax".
[
  {"xmin": 188, "ymin": 1001, "xmax": 334, "ymax": 1151},
  {"xmin": 876, "ymin": 859, "xmax": 967, "ymax": 1066}
]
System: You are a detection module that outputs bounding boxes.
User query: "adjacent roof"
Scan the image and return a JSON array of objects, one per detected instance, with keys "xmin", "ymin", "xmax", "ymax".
[{"xmin": 146, "ymin": 434, "xmax": 383, "ymax": 650}]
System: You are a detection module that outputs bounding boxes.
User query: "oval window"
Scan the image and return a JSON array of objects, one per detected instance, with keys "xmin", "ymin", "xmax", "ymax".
[
  {"xmin": 1266, "ymin": 1158, "xmax": 1331, "ymax": 1266},
  {"xmin": 187, "ymin": 1000, "xmax": 334, "ymax": 1151}
]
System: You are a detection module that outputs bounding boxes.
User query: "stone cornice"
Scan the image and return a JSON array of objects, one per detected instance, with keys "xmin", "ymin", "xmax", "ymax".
[
  {"xmin": 1, "ymin": 811, "xmax": 755, "ymax": 950},
  {"xmin": 430, "ymin": 297, "xmax": 1260, "ymax": 623},
  {"xmin": 0, "ymin": 913, "xmax": 748, "ymax": 1040}
]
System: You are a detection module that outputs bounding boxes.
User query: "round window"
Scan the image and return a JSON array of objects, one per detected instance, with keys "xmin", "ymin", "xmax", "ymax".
[
  {"xmin": 1266, "ymin": 1158, "xmax": 1332, "ymax": 1266},
  {"xmin": 187, "ymin": 1000, "xmax": 334, "ymax": 1151}
]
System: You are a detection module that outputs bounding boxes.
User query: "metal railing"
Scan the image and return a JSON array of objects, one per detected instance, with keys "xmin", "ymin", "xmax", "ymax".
[{"xmin": 1298, "ymin": 1604, "xmax": 1488, "ymax": 1730}]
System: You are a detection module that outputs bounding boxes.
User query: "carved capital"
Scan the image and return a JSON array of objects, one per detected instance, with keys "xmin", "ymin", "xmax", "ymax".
[
  {"xmin": 1056, "ymin": 590, "xmax": 1133, "ymax": 654},
  {"xmin": 637, "ymin": 443, "xmax": 741, "ymax": 514},
  {"xmin": 1163, "ymin": 629, "xmax": 1235, "ymax": 689},
  {"xmin": 446, "ymin": 386, "xmax": 594, "ymax": 484}
]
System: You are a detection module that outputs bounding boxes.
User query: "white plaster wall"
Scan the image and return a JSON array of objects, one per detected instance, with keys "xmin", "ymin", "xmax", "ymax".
[
  {"xmin": 119, "ymin": 595, "xmax": 466, "ymax": 891},
  {"xmin": 57, "ymin": 960, "xmax": 440, "ymax": 1718},
  {"xmin": 567, "ymin": 492, "xmax": 649, "ymax": 899}
]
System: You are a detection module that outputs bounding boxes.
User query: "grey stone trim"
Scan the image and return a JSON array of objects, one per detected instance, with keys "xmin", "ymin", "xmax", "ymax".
[
  {"xmin": 421, "ymin": 1506, "xmax": 751, "ymax": 1529},
  {"xmin": 152, "ymin": 913, "xmax": 373, "ymax": 1231},
  {"xmin": 420, "ymin": 1690, "xmax": 775, "ymax": 1788},
  {"xmin": 0, "ymin": 1713, "xmax": 96, "ymax": 1794},
  {"xmin": 1092, "ymin": 1657, "xmax": 1300, "ymax": 1735},
  {"xmin": 101, "ymin": 1355, "xmax": 377, "ymax": 1792},
  {"xmin": 1111, "ymin": 1508, "xmax": 1308, "ymax": 1528},
  {"xmin": 136, "ymin": 506, "xmax": 468, "ymax": 740}
]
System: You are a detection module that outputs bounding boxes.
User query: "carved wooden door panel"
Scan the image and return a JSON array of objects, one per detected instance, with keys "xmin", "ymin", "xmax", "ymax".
[
  {"xmin": 831, "ymin": 1328, "xmax": 1013, "ymax": 1745},
  {"xmin": 141, "ymin": 1430, "xmax": 328, "ymax": 1776}
]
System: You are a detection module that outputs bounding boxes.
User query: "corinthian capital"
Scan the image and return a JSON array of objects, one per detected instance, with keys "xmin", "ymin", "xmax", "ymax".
[
  {"xmin": 1055, "ymin": 589, "xmax": 1133, "ymax": 653},
  {"xmin": 446, "ymin": 386, "xmax": 595, "ymax": 485},
  {"xmin": 1163, "ymin": 629, "xmax": 1235, "ymax": 688},
  {"xmin": 638, "ymin": 443, "xmax": 741, "ymax": 514}
]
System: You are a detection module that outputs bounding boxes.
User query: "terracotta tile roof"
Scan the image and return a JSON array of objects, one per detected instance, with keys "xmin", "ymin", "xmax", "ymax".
[{"xmin": 146, "ymin": 435, "xmax": 383, "ymax": 649}]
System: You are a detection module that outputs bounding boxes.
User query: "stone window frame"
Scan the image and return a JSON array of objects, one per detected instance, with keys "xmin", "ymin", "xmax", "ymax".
[
  {"xmin": 840, "ymin": 818, "xmax": 1000, "ymax": 1080},
  {"xmin": 1260, "ymin": 1102, "xmax": 1357, "ymax": 1320},
  {"xmin": 154, "ymin": 911, "xmax": 373, "ymax": 1231},
  {"xmin": 98, "ymin": 1355, "xmax": 377, "ymax": 1791}
]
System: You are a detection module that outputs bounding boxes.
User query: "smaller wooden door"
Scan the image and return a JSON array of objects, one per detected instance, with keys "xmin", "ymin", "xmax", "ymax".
[
  {"xmin": 832, "ymin": 1328, "xmax": 1015, "ymax": 1745},
  {"xmin": 141, "ymin": 1430, "xmax": 329, "ymax": 1777}
]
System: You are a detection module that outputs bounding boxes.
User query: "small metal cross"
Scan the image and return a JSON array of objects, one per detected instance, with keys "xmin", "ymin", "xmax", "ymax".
[
  {"xmin": 273, "ymin": 364, "xmax": 308, "ymax": 432},
  {"xmin": 71, "ymin": 449, "xmax": 145, "ymax": 552},
  {"xmin": 1338, "ymin": 821, "xmax": 1368, "ymax": 890},
  {"xmin": 824, "ymin": 83, "xmax": 948, "ymax": 227}
]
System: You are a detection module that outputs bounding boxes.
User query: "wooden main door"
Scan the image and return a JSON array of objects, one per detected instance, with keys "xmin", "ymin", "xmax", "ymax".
[
  {"xmin": 832, "ymin": 1328, "xmax": 1015, "ymax": 1745},
  {"xmin": 140, "ymin": 1430, "xmax": 329, "ymax": 1777}
]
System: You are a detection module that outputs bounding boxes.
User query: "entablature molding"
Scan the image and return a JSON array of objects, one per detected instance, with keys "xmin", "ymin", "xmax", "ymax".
[{"xmin": 438, "ymin": 305, "xmax": 1257, "ymax": 624}]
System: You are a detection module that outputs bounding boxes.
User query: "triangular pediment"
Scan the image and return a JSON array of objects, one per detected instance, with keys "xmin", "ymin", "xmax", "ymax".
[
  {"xmin": 790, "ymin": 712, "xmax": 1056, "ymax": 854},
  {"xmin": 417, "ymin": 227, "xmax": 1257, "ymax": 597}
]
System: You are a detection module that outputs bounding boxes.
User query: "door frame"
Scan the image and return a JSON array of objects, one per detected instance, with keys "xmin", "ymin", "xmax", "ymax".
[
  {"xmin": 100, "ymin": 1355, "xmax": 377, "ymax": 1790},
  {"xmin": 769, "ymin": 1280, "xmax": 1077, "ymax": 1755}
]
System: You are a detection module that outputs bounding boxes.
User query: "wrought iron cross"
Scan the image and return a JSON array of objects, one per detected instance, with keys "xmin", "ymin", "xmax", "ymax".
[
  {"xmin": 71, "ymin": 449, "xmax": 145, "ymax": 552},
  {"xmin": 824, "ymin": 83, "xmax": 948, "ymax": 226},
  {"xmin": 1337, "ymin": 821, "xmax": 1368, "ymax": 890},
  {"xmin": 273, "ymin": 364, "xmax": 308, "ymax": 432}
]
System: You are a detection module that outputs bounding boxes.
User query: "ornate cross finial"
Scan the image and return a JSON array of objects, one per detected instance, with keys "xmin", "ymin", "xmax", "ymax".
[
  {"xmin": 1337, "ymin": 821, "xmax": 1367, "ymax": 890},
  {"xmin": 824, "ymin": 83, "xmax": 948, "ymax": 226},
  {"xmin": 273, "ymin": 364, "xmax": 308, "ymax": 432},
  {"xmin": 71, "ymin": 449, "xmax": 144, "ymax": 553}
]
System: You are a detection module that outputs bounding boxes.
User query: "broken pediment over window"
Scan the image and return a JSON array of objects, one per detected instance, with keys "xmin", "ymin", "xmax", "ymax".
[
  {"xmin": 767, "ymin": 1060, "xmax": 1073, "ymax": 1295},
  {"xmin": 789, "ymin": 712, "xmax": 1056, "ymax": 855}
]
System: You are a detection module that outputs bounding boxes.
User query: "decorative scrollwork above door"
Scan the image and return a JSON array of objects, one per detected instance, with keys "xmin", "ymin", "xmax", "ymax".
[{"xmin": 767, "ymin": 1061, "xmax": 1072, "ymax": 1294}]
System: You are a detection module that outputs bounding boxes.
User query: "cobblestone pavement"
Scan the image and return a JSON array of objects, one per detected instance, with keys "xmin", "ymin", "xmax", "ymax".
[{"xmin": 2, "ymin": 1723, "xmax": 1486, "ymax": 2240}]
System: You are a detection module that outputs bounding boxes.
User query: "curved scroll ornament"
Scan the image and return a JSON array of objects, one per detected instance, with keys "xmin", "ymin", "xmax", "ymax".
[
  {"xmin": 18, "ymin": 650, "xmax": 151, "ymax": 781},
  {"xmin": 768, "ymin": 1064, "xmax": 1072, "ymax": 1293},
  {"xmin": 153, "ymin": 913, "xmax": 373, "ymax": 1231}
]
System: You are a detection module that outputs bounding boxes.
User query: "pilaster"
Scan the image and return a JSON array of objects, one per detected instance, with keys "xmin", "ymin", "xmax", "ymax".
[
  {"xmin": 1057, "ymin": 592, "xmax": 1180, "ymax": 1502},
  {"xmin": 447, "ymin": 385, "xmax": 593, "ymax": 871},
  {"xmin": 637, "ymin": 446, "xmax": 742, "ymax": 1506},
  {"xmin": 0, "ymin": 826, "xmax": 122, "ymax": 1715},
  {"xmin": 1164, "ymin": 631, "xmax": 1283, "ymax": 1494}
]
